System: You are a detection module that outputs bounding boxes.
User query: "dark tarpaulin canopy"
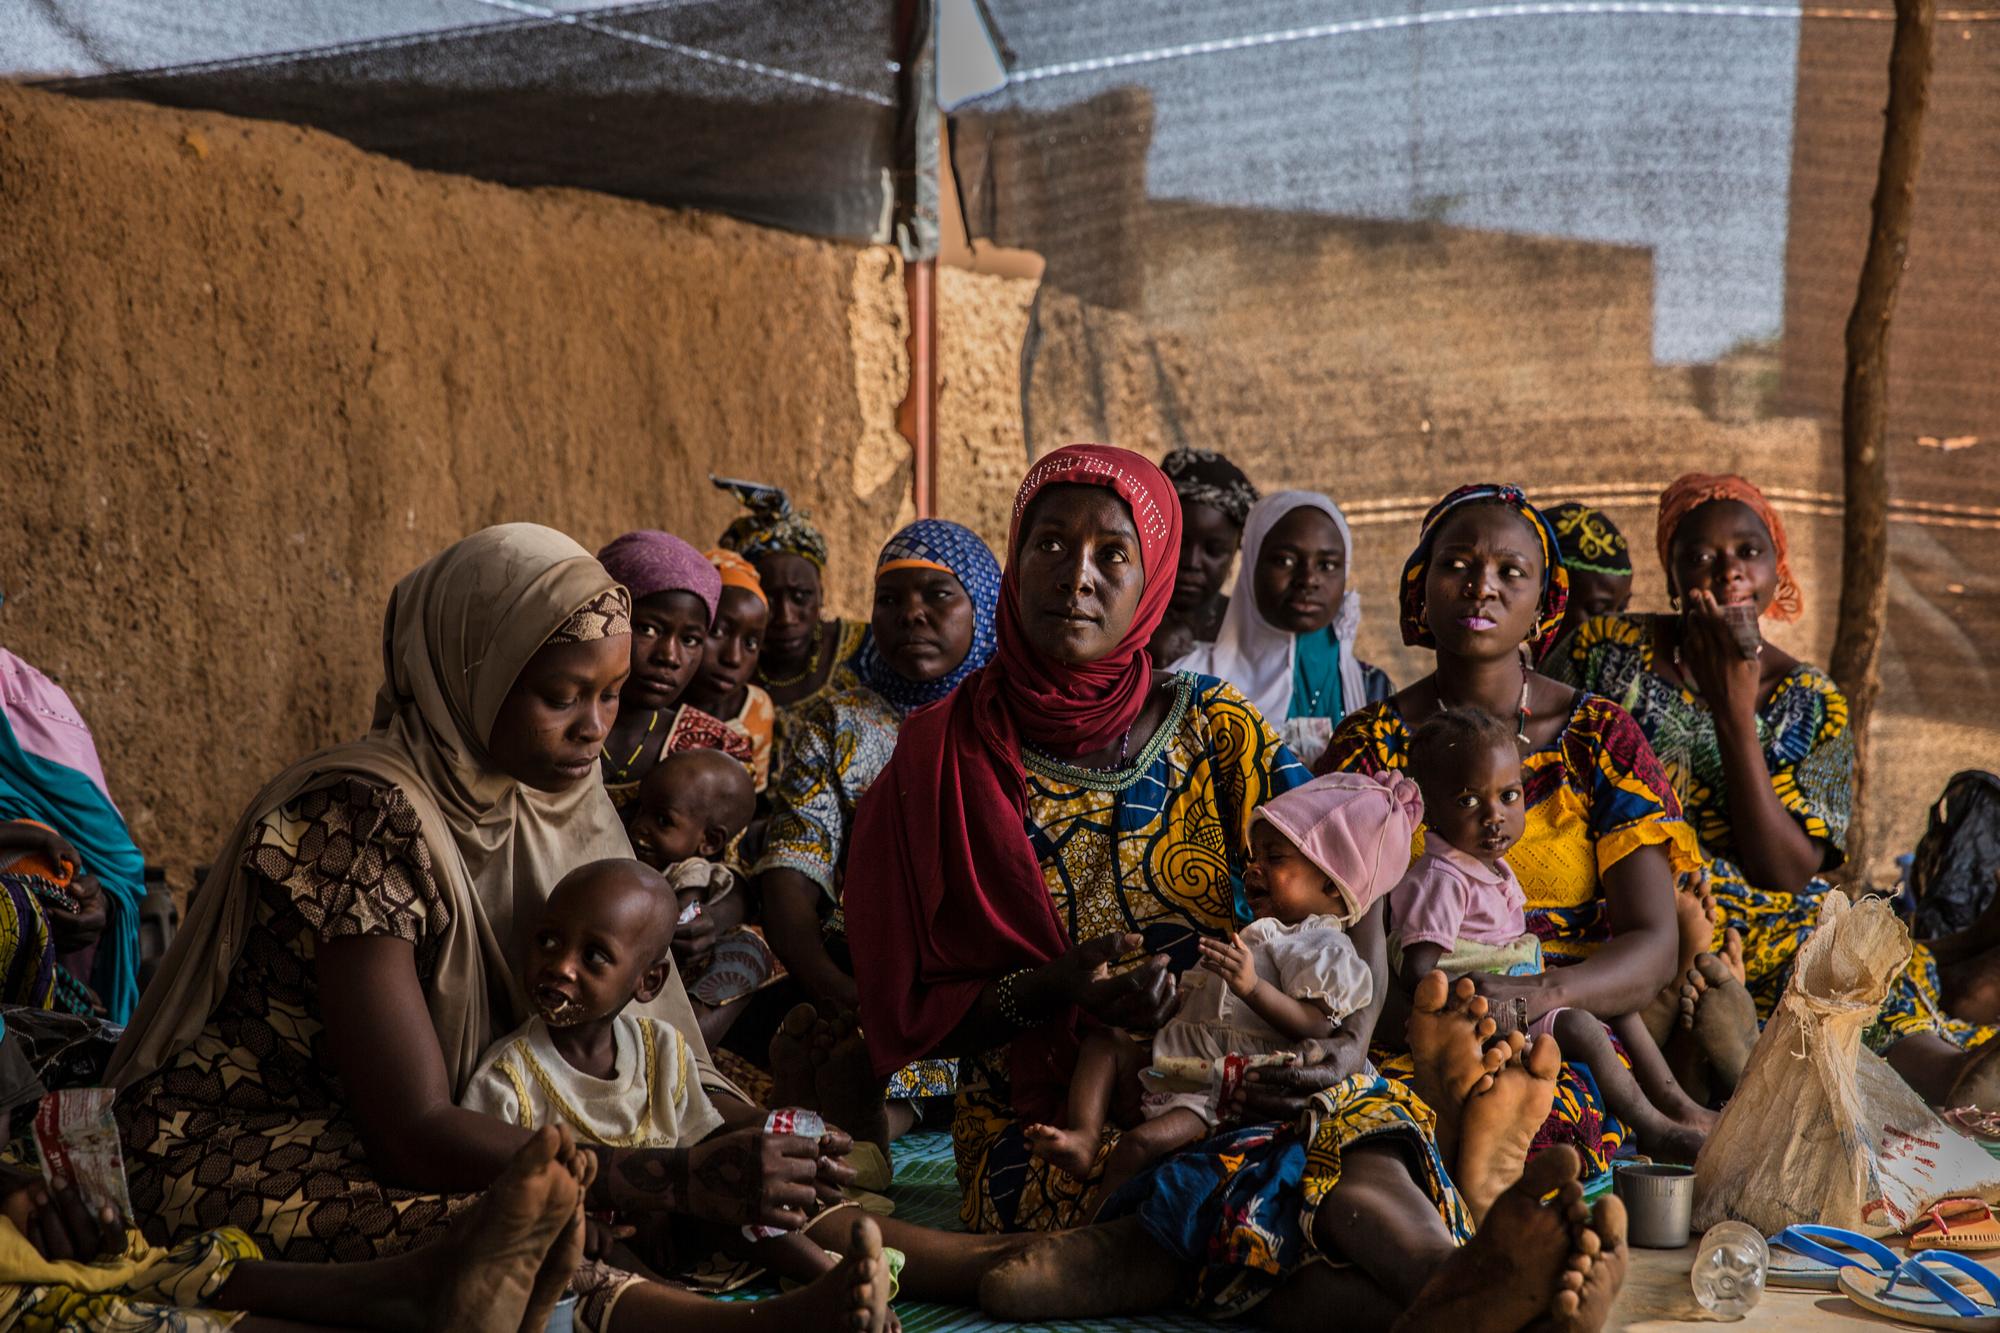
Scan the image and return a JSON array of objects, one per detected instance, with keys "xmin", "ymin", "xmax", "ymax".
[{"xmin": 5, "ymin": 0, "xmax": 910, "ymax": 243}]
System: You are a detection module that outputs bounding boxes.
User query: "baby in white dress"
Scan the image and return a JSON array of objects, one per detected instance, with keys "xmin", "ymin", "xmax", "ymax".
[{"xmin": 1025, "ymin": 770, "xmax": 1424, "ymax": 1204}]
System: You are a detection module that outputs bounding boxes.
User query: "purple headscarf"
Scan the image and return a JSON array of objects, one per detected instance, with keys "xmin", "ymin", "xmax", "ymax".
[{"xmin": 596, "ymin": 531, "xmax": 722, "ymax": 623}]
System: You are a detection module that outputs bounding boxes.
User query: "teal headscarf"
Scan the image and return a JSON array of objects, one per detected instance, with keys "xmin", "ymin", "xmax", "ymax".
[{"xmin": 0, "ymin": 653, "xmax": 144, "ymax": 1023}]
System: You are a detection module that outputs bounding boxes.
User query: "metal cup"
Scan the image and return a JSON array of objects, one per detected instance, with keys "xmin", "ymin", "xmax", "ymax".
[{"xmin": 1614, "ymin": 1163, "xmax": 1696, "ymax": 1248}]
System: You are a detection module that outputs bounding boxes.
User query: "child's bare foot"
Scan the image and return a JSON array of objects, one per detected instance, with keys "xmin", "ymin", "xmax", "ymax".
[
  {"xmin": 1407, "ymin": 971, "xmax": 1512, "ymax": 1165},
  {"xmin": 1455, "ymin": 1033, "xmax": 1561, "ymax": 1227},
  {"xmin": 812, "ymin": 1012, "xmax": 891, "ymax": 1153},
  {"xmin": 1543, "ymin": 1194, "xmax": 1629, "ymax": 1332},
  {"xmin": 1024, "ymin": 1123, "xmax": 1101, "ymax": 1180},
  {"xmin": 1391, "ymin": 1145, "xmax": 1591, "ymax": 1333},
  {"xmin": 1634, "ymin": 1117, "xmax": 1708, "ymax": 1166},
  {"xmin": 770, "ymin": 1003, "xmax": 823, "ymax": 1112},
  {"xmin": 838, "ymin": 1216, "xmax": 895, "ymax": 1333},
  {"xmin": 432, "ymin": 1125, "xmax": 583, "ymax": 1332},
  {"xmin": 1679, "ymin": 952, "xmax": 1759, "ymax": 1093}
]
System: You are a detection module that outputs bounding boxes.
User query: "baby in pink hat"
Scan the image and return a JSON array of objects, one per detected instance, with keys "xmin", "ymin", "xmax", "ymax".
[{"xmin": 1025, "ymin": 770, "xmax": 1423, "ymax": 1201}]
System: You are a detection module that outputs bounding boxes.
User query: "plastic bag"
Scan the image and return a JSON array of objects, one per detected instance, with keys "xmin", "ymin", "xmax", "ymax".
[
  {"xmin": 33, "ymin": 1088, "xmax": 135, "ymax": 1224},
  {"xmin": 1909, "ymin": 770, "xmax": 2000, "ymax": 939},
  {"xmin": 1693, "ymin": 893, "xmax": 2000, "ymax": 1237}
]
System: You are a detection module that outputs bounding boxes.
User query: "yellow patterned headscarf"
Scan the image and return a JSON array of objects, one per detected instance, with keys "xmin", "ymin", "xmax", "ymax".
[{"xmin": 1547, "ymin": 502, "xmax": 1633, "ymax": 578}]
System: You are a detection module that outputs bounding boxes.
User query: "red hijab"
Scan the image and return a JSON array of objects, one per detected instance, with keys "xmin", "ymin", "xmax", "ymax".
[{"xmin": 843, "ymin": 446, "xmax": 1181, "ymax": 1120}]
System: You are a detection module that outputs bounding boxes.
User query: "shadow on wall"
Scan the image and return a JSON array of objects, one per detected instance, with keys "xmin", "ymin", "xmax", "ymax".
[{"xmin": 0, "ymin": 81, "xmax": 912, "ymax": 876}]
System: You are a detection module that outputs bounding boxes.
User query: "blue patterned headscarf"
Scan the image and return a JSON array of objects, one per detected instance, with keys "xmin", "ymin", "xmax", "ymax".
[{"xmin": 858, "ymin": 520, "xmax": 1001, "ymax": 713}]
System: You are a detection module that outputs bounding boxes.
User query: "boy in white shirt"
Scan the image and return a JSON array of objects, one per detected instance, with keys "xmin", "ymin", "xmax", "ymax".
[{"xmin": 463, "ymin": 857, "xmax": 838, "ymax": 1287}]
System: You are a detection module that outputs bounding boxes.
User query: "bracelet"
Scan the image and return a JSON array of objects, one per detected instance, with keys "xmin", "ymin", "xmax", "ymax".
[{"xmin": 995, "ymin": 969, "xmax": 1040, "ymax": 1029}]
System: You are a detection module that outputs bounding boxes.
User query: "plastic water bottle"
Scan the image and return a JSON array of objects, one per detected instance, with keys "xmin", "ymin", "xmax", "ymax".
[{"xmin": 1690, "ymin": 1221, "xmax": 1769, "ymax": 1317}]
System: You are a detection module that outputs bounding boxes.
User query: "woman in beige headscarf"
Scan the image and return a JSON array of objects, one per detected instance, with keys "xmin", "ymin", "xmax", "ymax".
[{"xmin": 108, "ymin": 525, "xmax": 875, "ymax": 1331}]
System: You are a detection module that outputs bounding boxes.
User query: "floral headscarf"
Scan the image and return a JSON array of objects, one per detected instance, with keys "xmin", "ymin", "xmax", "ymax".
[
  {"xmin": 1399, "ymin": 484, "xmax": 1570, "ymax": 659},
  {"xmin": 1162, "ymin": 448, "xmax": 1259, "ymax": 527},
  {"xmin": 712, "ymin": 476, "xmax": 830, "ymax": 569}
]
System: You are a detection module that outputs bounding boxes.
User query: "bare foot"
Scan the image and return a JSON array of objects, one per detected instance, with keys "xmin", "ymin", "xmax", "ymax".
[
  {"xmin": 1634, "ymin": 1118, "xmax": 1708, "ymax": 1166},
  {"xmin": 1646, "ymin": 885, "xmax": 1723, "ymax": 1044},
  {"xmin": 1719, "ymin": 927, "xmax": 1747, "ymax": 985},
  {"xmin": 1407, "ymin": 971, "xmax": 1511, "ymax": 1165},
  {"xmin": 434, "ymin": 1125, "xmax": 583, "ymax": 1332},
  {"xmin": 1948, "ymin": 1036, "xmax": 2000, "ymax": 1108},
  {"xmin": 1391, "ymin": 1145, "xmax": 1591, "ymax": 1333},
  {"xmin": 1024, "ymin": 1122, "xmax": 1101, "ymax": 1180},
  {"xmin": 1542, "ymin": 1194, "xmax": 1629, "ymax": 1332},
  {"xmin": 1455, "ymin": 1033, "xmax": 1561, "ymax": 1227},
  {"xmin": 1680, "ymin": 952, "xmax": 1759, "ymax": 1093},
  {"xmin": 979, "ymin": 1216, "xmax": 1181, "ymax": 1320},
  {"xmin": 518, "ymin": 1133, "xmax": 595, "ymax": 1333},
  {"xmin": 813, "ymin": 1012, "xmax": 892, "ymax": 1153},
  {"xmin": 770, "ymin": 1003, "xmax": 823, "ymax": 1112}
]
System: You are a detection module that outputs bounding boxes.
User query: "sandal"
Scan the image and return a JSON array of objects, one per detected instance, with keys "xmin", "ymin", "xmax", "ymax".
[
  {"xmin": 1839, "ymin": 1251, "xmax": 2000, "ymax": 1330},
  {"xmin": 1945, "ymin": 1108, "xmax": 2000, "ymax": 1141},
  {"xmin": 1766, "ymin": 1224, "xmax": 1900, "ymax": 1291},
  {"xmin": 1915, "ymin": 1200, "xmax": 2000, "ymax": 1254}
]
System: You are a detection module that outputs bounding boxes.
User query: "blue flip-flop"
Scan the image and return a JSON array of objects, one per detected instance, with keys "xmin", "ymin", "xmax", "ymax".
[
  {"xmin": 1766, "ymin": 1224, "xmax": 1900, "ymax": 1291},
  {"xmin": 1839, "ymin": 1250, "xmax": 2000, "ymax": 1330}
]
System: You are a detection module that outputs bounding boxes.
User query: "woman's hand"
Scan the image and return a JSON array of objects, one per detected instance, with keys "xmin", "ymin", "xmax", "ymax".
[
  {"xmin": 610, "ymin": 1127, "xmax": 845, "ymax": 1231},
  {"xmin": 0, "ymin": 1175, "xmax": 125, "ymax": 1263},
  {"xmin": 1220, "ymin": 1038, "xmax": 1368, "ymax": 1125},
  {"xmin": 0, "ymin": 821, "xmax": 82, "ymax": 879},
  {"xmin": 47, "ymin": 871, "xmax": 108, "ymax": 957},
  {"xmin": 1197, "ymin": 935, "xmax": 1257, "ymax": 998},
  {"xmin": 1053, "ymin": 933, "xmax": 1177, "ymax": 1032},
  {"xmin": 1679, "ymin": 591, "xmax": 1761, "ymax": 723},
  {"xmin": 1468, "ymin": 971, "xmax": 1553, "ymax": 1033}
]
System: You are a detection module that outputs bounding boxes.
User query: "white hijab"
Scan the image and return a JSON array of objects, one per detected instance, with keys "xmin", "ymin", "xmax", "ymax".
[{"xmin": 1176, "ymin": 490, "xmax": 1366, "ymax": 727}]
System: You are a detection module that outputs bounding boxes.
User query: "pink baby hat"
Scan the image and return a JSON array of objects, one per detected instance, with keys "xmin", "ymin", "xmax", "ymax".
[{"xmin": 1253, "ymin": 771, "xmax": 1425, "ymax": 924}]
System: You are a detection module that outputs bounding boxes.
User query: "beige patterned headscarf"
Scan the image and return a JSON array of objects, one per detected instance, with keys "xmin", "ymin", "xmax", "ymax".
[{"xmin": 110, "ymin": 525, "xmax": 725, "ymax": 1098}]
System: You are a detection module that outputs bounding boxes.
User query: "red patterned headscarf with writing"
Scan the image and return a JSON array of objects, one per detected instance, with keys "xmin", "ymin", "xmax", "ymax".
[{"xmin": 842, "ymin": 446, "xmax": 1181, "ymax": 1122}]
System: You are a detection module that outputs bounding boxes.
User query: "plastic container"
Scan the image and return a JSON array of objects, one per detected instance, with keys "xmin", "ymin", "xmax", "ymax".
[
  {"xmin": 1613, "ymin": 1163, "xmax": 1695, "ymax": 1248},
  {"xmin": 1690, "ymin": 1221, "xmax": 1768, "ymax": 1318}
]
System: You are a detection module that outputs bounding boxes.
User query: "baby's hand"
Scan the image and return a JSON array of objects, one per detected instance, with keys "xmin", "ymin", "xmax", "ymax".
[{"xmin": 1197, "ymin": 934, "xmax": 1257, "ymax": 997}]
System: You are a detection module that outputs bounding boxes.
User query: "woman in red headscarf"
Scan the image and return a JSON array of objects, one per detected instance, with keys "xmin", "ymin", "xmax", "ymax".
[{"xmin": 845, "ymin": 445, "xmax": 1331, "ymax": 1234}]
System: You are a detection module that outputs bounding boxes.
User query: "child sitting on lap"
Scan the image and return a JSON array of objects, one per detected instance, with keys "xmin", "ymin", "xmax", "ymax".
[
  {"xmin": 1393, "ymin": 707, "xmax": 1714, "ymax": 1162},
  {"xmin": 625, "ymin": 750, "xmax": 761, "ymax": 1045},
  {"xmin": 462, "ymin": 857, "xmax": 836, "ymax": 1285},
  {"xmin": 1027, "ymin": 771, "xmax": 1421, "ymax": 1202}
]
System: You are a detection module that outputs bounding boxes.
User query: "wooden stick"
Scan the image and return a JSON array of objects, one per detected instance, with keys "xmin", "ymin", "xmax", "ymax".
[{"xmin": 1828, "ymin": 0, "xmax": 1936, "ymax": 878}]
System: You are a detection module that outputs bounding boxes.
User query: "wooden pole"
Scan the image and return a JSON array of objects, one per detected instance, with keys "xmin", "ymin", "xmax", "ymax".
[{"xmin": 1828, "ymin": 0, "xmax": 1935, "ymax": 880}]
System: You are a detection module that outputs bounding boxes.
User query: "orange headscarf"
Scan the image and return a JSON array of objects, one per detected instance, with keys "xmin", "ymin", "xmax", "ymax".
[
  {"xmin": 705, "ymin": 549, "xmax": 768, "ymax": 607},
  {"xmin": 1655, "ymin": 473, "xmax": 1802, "ymax": 622}
]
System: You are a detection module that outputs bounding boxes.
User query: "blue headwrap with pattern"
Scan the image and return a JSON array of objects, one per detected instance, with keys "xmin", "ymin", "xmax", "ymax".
[{"xmin": 858, "ymin": 519, "xmax": 1001, "ymax": 713}]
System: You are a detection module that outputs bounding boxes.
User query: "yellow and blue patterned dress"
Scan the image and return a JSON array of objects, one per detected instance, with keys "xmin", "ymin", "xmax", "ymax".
[
  {"xmin": 956, "ymin": 674, "xmax": 1469, "ymax": 1302},
  {"xmin": 0, "ymin": 1225, "xmax": 259, "ymax": 1332},
  {"xmin": 1551, "ymin": 613, "xmax": 1996, "ymax": 1054},
  {"xmin": 754, "ymin": 684, "xmax": 956, "ymax": 1099},
  {"xmin": 1322, "ymin": 692, "xmax": 1704, "ymax": 1176}
]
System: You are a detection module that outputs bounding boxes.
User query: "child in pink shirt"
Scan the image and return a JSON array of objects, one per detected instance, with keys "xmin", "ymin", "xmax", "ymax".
[{"xmin": 1392, "ymin": 707, "xmax": 1714, "ymax": 1162}]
